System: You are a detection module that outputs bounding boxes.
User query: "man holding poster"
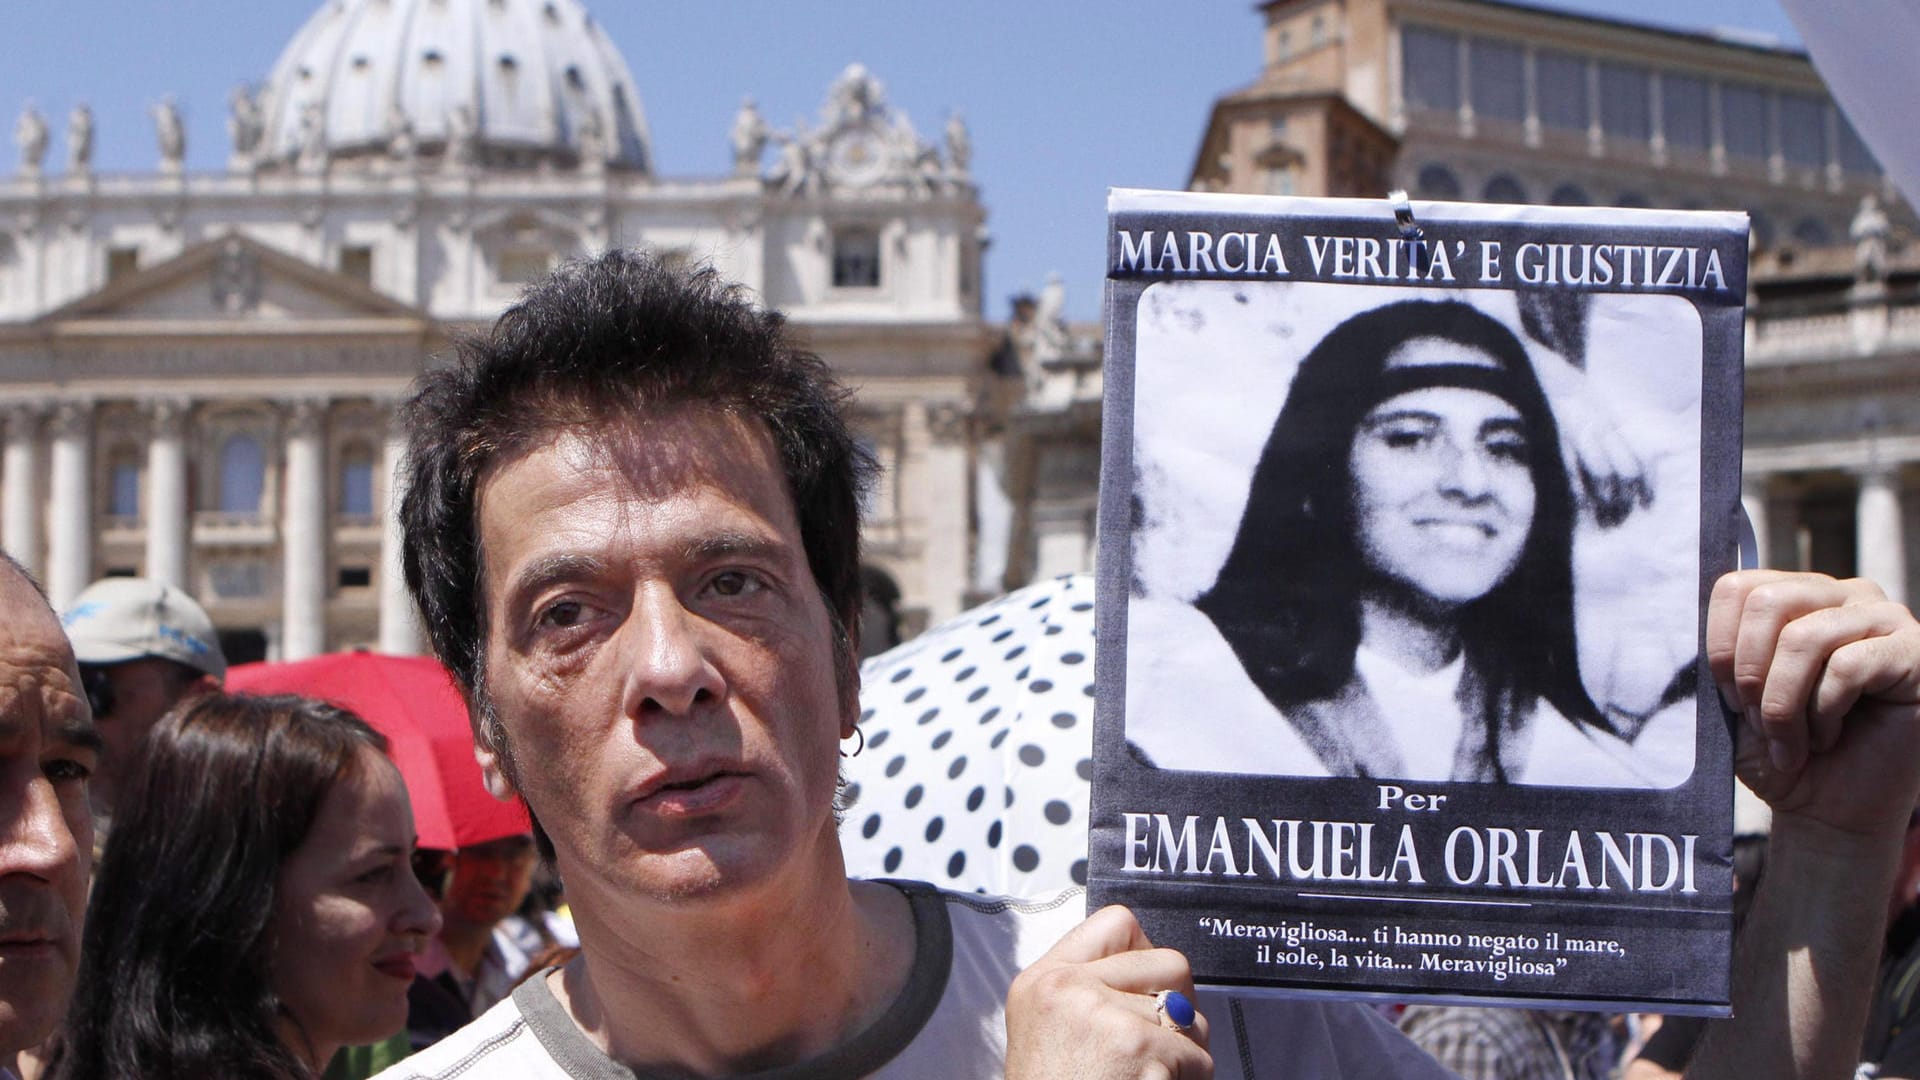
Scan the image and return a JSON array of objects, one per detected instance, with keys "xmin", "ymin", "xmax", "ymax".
[{"xmin": 381, "ymin": 245, "xmax": 1920, "ymax": 1079}]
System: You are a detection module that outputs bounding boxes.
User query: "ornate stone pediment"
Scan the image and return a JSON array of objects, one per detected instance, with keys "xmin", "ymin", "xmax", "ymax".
[
  {"xmin": 35, "ymin": 232, "xmax": 427, "ymax": 327},
  {"xmin": 764, "ymin": 63, "xmax": 958, "ymax": 199}
]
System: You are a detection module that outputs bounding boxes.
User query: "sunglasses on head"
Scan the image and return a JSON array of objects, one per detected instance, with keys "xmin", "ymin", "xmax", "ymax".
[{"xmin": 77, "ymin": 664, "xmax": 114, "ymax": 719}]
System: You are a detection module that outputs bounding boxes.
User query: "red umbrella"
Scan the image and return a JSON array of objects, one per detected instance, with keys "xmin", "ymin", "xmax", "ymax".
[{"xmin": 226, "ymin": 652, "xmax": 529, "ymax": 852}]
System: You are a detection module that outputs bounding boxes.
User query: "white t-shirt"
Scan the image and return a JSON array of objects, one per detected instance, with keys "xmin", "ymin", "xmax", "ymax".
[{"xmin": 377, "ymin": 882, "xmax": 1453, "ymax": 1079}]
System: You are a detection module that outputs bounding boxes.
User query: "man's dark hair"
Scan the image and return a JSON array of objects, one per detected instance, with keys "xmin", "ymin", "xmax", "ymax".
[
  {"xmin": 400, "ymin": 249, "xmax": 874, "ymax": 776},
  {"xmin": 47, "ymin": 693, "xmax": 387, "ymax": 1079}
]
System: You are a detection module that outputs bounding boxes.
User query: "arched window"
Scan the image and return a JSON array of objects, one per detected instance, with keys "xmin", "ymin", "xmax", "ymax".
[
  {"xmin": 339, "ymin": 445, "xmax": 375, "ymax": 518},
  {"xmin": 1415, "ymin": 164, "xmax": 1461, "ymax": 199},
  {"xmin": 1791, "ymin": 218, "xmax": 1832, "ymax": 248},
  {"xmin": 1550, "ymin": 183, "xmax": 1591, "ymax": 207},
  {"xmin": 219, "ymin": 434, "xmax": 265, "ymax": 515},
  {"xmin": 1482, "ymin": 174, "xmax": 1527, "ymax": 204}
]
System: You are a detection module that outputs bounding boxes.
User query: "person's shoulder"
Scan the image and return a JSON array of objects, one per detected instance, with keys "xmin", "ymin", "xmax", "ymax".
[
  {"xmin": 904, "ymin": 881, "xmax": 1087, "ymax": 971},
  {"xmin": 371, "ymin": 993, "xmax": 553, "ymax": 1080},
  {"xmin": 1223, "ymin": 995, "xmax": 1463, "ymax": 1079},
  {"xmin": 1399, "ymin": 1002, "xmax": 1545, "ymax": 1054}
]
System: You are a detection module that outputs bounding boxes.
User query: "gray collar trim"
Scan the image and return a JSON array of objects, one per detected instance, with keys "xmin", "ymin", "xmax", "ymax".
[{"xmin": 510, "ymin": 880, "xmax": 953, "ymax": 1079}]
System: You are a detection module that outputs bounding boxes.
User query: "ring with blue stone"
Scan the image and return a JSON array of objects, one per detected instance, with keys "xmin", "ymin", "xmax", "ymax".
[{"xmin": 1152, "ymin": 989, "xmax": 1196, "ymax": 1032}]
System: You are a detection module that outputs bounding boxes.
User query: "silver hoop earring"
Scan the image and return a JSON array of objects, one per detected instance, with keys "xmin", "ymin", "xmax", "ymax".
[{"xmin": 840, "ymin": 726, "xmax": 865, "ymax": 758}]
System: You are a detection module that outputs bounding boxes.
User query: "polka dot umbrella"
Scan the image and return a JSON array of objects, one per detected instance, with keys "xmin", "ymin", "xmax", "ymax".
[{"xmin": 841, "ymin": 573, "xmax": 1096, "ymax": 896}]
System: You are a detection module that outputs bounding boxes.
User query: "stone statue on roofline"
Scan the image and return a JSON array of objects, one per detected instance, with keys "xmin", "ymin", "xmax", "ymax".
[
  {"xmin": 15, "ymin": 105, "xmax": 47, "ymax": 176},
  {"xmin": 296, "ymin": 101, "xmax": 327, "ymax": 173},
  {"xmin": 387, "ymin": 103, "xmax": 416, "ymax": 164},
  {"xmin": 1030, "ymin": 273, "xmax": 1069, "ymax": 370},
  {"xmin": 731, "ymin": 97, "xmax": 769, "ymax": 176},
  {"xmin": 445, "ymin": 104, "xmax": 478, "ymax": 170},
  {"xmin": 66, "ymin": 104, "xmax": 92, "ymax": 175},
  {"xmin": 228, "ymin": 84, "xmax": 263, "ymax": 170},
  {"xmin": 577, "ymin": 108, "xmax": 606, "ymax": 175},
  {"xmin": 825, "ymin": 63, "xmax": 883, "ymax": 130},
  {"xmin": 769, "ymin": 125, "xmax": 817, "ymax": 196},
  {"xmin": 153, "ymin": 98, "xmax": 185, "ymax": 173},
  {"xmin": 1851, "ymin": 192, "xmax": 1891, "ymax": 283},
  {"xmin": 945, "ymin": 111, "xmax": 971, "ymax": 178}
]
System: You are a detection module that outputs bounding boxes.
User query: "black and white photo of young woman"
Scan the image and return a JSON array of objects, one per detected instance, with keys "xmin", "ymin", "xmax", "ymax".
[{"xmin": 1124, "ymin": 281, "xmax": 1701, "ymax": 788}]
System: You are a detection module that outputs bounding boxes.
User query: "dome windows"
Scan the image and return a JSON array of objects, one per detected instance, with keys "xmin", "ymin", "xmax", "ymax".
[{"xmin": 259, "ymin": 0, "xmax": 652, "ymax": 173}]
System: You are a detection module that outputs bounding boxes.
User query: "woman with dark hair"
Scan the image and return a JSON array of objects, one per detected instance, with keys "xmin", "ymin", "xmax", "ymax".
[
  {"xmin": 47, "ymin": 693, "xmax": 441, "ymax": 1079},
  {"xmin": 1129, "ymin": 298, "xmax": 1687, "ymax": 786}
]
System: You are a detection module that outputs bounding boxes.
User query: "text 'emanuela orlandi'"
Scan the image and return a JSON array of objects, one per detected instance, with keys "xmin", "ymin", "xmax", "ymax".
[{"xmin": 1118, "ymin": 813, "xmax": 1701, "ymax": 894}]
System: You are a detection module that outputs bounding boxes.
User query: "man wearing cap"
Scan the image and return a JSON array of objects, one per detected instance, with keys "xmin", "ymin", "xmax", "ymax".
[{"xmin": 58, "ymin": 577, "xmax": 225, "ymax": 817}]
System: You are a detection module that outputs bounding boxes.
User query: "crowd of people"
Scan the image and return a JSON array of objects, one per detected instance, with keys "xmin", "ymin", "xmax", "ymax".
[{"xmin": 0, "ymin": 250, "xmax": 1914, "ymax": 1078}]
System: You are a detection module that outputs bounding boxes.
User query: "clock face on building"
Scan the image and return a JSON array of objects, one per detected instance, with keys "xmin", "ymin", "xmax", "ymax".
[{"xmin": 828, "ymin": 129, "xmax": 889, "ymax": 187}]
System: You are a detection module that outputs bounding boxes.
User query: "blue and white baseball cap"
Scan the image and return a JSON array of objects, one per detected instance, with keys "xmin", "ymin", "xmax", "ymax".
[{"xmin": 60, "ymin": 577, "xmax": 227, "ymax": 681}]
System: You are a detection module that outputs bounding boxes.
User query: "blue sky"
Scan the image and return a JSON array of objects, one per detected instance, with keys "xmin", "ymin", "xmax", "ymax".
[{"xmin": 0, "ymin": 2, "xmax": 1802, "ymax": 319}]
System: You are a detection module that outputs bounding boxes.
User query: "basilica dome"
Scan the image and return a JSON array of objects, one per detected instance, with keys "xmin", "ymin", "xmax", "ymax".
[{"xmin": 255, "ymin": 0, "xmax": 651, "ymax": 172}]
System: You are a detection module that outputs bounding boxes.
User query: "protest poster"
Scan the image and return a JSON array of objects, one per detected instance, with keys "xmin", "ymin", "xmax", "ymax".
[{"xmin": 1087, "ymin": 188, "xmax": 1747, "ymax": 1013}]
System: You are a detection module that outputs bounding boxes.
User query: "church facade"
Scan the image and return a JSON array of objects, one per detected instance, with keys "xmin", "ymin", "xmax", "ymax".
[
  {"xmin": 994, "ymin": 0, "xmax": 1920, "ymax": 605},
  {"xmin": 0, "ymin": 0, "xmax": 989, "ymax": 662}
]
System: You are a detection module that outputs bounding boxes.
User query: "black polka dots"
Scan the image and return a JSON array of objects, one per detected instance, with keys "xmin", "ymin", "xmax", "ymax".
[{"xmin": 839, "ymin": 574, "xmax": 1097, "ymax": 896}]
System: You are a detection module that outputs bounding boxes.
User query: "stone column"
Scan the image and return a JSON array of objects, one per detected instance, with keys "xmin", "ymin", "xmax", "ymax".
[
  {"xmin": 1856, "ymin": 464, "xmax": 1906, "ymax": 604},
  {"xmin": 909, "ymin": 401, "xmax": 971, "ymax": 626},
  {"xmin": 144, "ymin": 398, "xmax": 190, "ymax": 589},
  {"xmin": 46, "ymin": 400, "xmax": 93, "ymax": 608},
  {"xmin": 279, "ymin": 399, "xmax": 328, "ymax": 660},
  {"xmin": 2, "ymin": 406, "xmax": 43, "ymax": 576},
  {"xmin": 377, "ymin": 405, "xmax": 422, "ymax": 655},
  {"xmin": 1740, "ymin": 474, "xmax": 1770, "ymax": 570}
]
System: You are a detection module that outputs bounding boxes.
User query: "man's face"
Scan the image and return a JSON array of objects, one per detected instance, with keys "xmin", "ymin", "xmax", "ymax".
[
  {"xmin": 442, "ymin": 835, "xmax": 537, "ymax": 930},
  {"xmin": 87, "ymin": 657, "xmax": 194, "ymax": 810},
  {"xmin": 0, "ymin": 570, "xmax": 96, "ymax": 1056},
  {"xmin": 474, "ymin": 409, "xmax": 853, "ymax": 909}
]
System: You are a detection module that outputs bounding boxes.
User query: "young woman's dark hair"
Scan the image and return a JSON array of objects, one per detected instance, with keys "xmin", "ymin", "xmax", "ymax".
[
  {"xmin": 1192, "ymin": 299, "xmax": 1604, "ymax": 781},
  {"xmin": 47, "ymin": 693, "xmax": 386, "ymax": 1080}
]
